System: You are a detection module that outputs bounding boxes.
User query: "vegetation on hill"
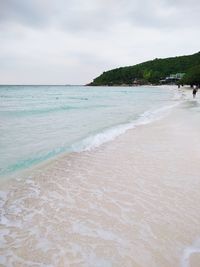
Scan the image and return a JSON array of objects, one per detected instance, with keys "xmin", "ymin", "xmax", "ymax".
[
  {"xmin": 180, "ymin": 65, "xmax": 200, "ymax": 87},
  {"xmin": 89, "ymin": 52, "xmax": 200, "ymax": 86}
]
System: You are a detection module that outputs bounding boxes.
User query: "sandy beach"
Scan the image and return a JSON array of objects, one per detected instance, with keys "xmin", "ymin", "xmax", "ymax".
[
  {"xmin": 1, "ymin": 90, "xmax": 200, "ymax": 267},
  {"xmin": 1, "ymin": 0, "xmax": 200, "ymax": 265}
]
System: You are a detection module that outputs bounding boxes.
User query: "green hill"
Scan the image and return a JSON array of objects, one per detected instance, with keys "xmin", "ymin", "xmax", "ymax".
[{"xmin": 89, "ymin": 52, "xmax": 200, "ymax": 86}]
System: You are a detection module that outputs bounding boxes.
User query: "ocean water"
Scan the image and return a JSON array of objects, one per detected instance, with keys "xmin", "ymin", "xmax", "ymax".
[
  {"xmin": 0, "ymin": 85, "xmax": 176, "ymax": 177},
  {"xmin": 1, "ymin": 86, "xmax": 200, "ymax": 267}
]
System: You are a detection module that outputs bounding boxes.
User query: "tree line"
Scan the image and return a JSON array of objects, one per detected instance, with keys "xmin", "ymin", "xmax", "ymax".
[{"xmin": 89, "ymin": 52, "xmax": 200, "ymax": 86}]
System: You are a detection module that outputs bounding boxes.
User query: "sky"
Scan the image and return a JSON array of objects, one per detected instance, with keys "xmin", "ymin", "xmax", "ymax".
[{"xmin": 0, "ymin": 0, "xmax": 200, "ymax": 85}]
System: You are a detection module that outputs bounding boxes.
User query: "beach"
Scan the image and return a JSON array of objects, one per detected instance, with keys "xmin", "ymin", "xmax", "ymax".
[
  {"xmin": 1, "ymin": 0, "xmax": 200, "ymax": 265},
  {"xmin": 1, "ymin": 87, "xmax": 200, "ymax": 267}
]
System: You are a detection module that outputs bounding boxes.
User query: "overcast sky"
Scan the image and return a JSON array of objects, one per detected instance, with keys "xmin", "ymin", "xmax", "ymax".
[{"xmin": 0, "ymin": 0, "xmax": 200, "ymax": 85}]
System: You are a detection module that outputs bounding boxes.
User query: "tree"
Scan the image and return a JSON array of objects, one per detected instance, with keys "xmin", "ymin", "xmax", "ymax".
[
  {"xmin": 89, "ymin": 52, "xmax": 200, "ymax": 86},
  {"xmin": 181, "ymin": 65, "xmax": 200, "ymax": 87}
]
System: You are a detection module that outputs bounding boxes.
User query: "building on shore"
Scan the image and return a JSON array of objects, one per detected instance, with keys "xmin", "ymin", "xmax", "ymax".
[{"xmin": 160, "ymin": 73, "xmax": 185, "ymax": 84}]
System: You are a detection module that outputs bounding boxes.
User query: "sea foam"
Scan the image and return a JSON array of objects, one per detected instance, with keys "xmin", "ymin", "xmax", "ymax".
[
  {"xmin": 71, "ymin": 102, "xmax": 180, "ymax": 152},
  {"xmin": 0, "ymin": 85, "xmax": 179, "ymax": 176},
  {"xmin": 181, "ymin": 239, "xmax": 200, "ymax": 267}
]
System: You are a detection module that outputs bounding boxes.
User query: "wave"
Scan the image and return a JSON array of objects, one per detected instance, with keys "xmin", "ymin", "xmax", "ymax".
[
  {"xmin": 0, "ymin": 104, "xmax": 109, "ymax": 117},
  {"xmin": 0, "ymin": 146, "xmax": 69, "ymax": 176},
  {"xmin": 71, "ymin": 102, "xmax": 180, "ymax": 152},
  {"xmin": 0, "ymin": 101, "xmax": 179, "ymax": 177},
  {"xmin": 0, "ymin": 106, "xmax": 82, "ymax": 116}
]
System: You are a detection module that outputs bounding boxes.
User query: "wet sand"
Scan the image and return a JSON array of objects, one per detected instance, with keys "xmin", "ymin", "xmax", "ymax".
[{"xmin": 1, "ymin": 98, "xmax": 200, "ymax": 267}]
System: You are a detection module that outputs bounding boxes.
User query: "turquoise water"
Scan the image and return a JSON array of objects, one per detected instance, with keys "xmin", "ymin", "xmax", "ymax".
[{"xmin": 0, "ymin": 85, "xmax": 175, "ymax": 176}]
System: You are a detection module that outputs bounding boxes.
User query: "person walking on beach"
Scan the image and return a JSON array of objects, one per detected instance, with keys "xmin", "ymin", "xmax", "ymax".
[{"xmin": 193, "ymin": 88, "xmax": 198, "ymax": 98}]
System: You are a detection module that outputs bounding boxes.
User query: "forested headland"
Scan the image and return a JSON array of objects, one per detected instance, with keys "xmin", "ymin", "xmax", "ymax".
[{"xmin": 88, "ymin": 52, "xmax": 200, "ymax": 87}]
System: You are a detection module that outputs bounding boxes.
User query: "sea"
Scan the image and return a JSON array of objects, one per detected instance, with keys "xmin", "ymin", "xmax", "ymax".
[
  {"xmin": 0, "ymin": 85, "xmax": 176, "ymax": 178},
  {"xmin": 3, "ymin": 85, "xmax": 199, "ymax": 267}
]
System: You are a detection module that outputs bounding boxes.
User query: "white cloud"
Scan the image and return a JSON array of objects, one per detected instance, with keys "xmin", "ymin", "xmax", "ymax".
[{"xmin": 0, "ymin": 0, "xmax": 199, "ymax": 84}]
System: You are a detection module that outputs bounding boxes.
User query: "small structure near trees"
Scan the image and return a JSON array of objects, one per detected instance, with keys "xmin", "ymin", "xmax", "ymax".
[{"xmin": 160, "ymin": 73, "xmax": 185, "ymax": 84}]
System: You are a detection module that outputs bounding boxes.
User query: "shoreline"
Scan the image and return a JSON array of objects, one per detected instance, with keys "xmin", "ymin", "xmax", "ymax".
[
  {"xmin": 1, "ymin": 95, "xmax": 200, "ymax": 266},
  {"xmin": 0, "ymin": 85, "xmax": 179, "ymax": 182}
]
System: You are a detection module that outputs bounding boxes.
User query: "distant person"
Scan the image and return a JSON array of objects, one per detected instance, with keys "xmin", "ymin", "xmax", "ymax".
[{"xmin": 193, "ymin": 88, "xmax": 197, "ymax": 98}]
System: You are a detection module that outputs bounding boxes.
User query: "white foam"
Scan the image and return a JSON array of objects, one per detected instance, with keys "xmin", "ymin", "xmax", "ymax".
[
  {"xmin": 72, "ymin": 244, "xmax": 112, "ymax": 267},
  {"xmin": 72, "ymin": 221, "xmax": 123, "ymax": 242},
  {"xmin": 71, "ymin": 102, "xmax": 180, "ymax": 152},
  {"xmin": 181, "ymin": 239, "xmax": 200, "ymax": 267}
]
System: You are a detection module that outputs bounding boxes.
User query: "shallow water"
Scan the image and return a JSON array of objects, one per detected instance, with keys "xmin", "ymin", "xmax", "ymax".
[
  {"xmin": 0, "ymin": 85, "xmax": 175, "ymax": 176},
  {"xmin": 1, "ymin": 87, "xmax": 200, "ymax": 267}
]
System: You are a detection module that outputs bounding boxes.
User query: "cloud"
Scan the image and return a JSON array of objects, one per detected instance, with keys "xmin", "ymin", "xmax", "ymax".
[
  {"xmin": 0, "ymin": 0, "xmax": 199, "ymax": 84},
  {"xmin": 1, "ymin": 0, "xmax": 200, "ymax": 32}
]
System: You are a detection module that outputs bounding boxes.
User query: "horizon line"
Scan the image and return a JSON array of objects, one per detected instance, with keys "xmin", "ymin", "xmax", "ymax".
[{"xmin": 0, "ymin": 84, "xmax": 85, "ymax": 86}]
